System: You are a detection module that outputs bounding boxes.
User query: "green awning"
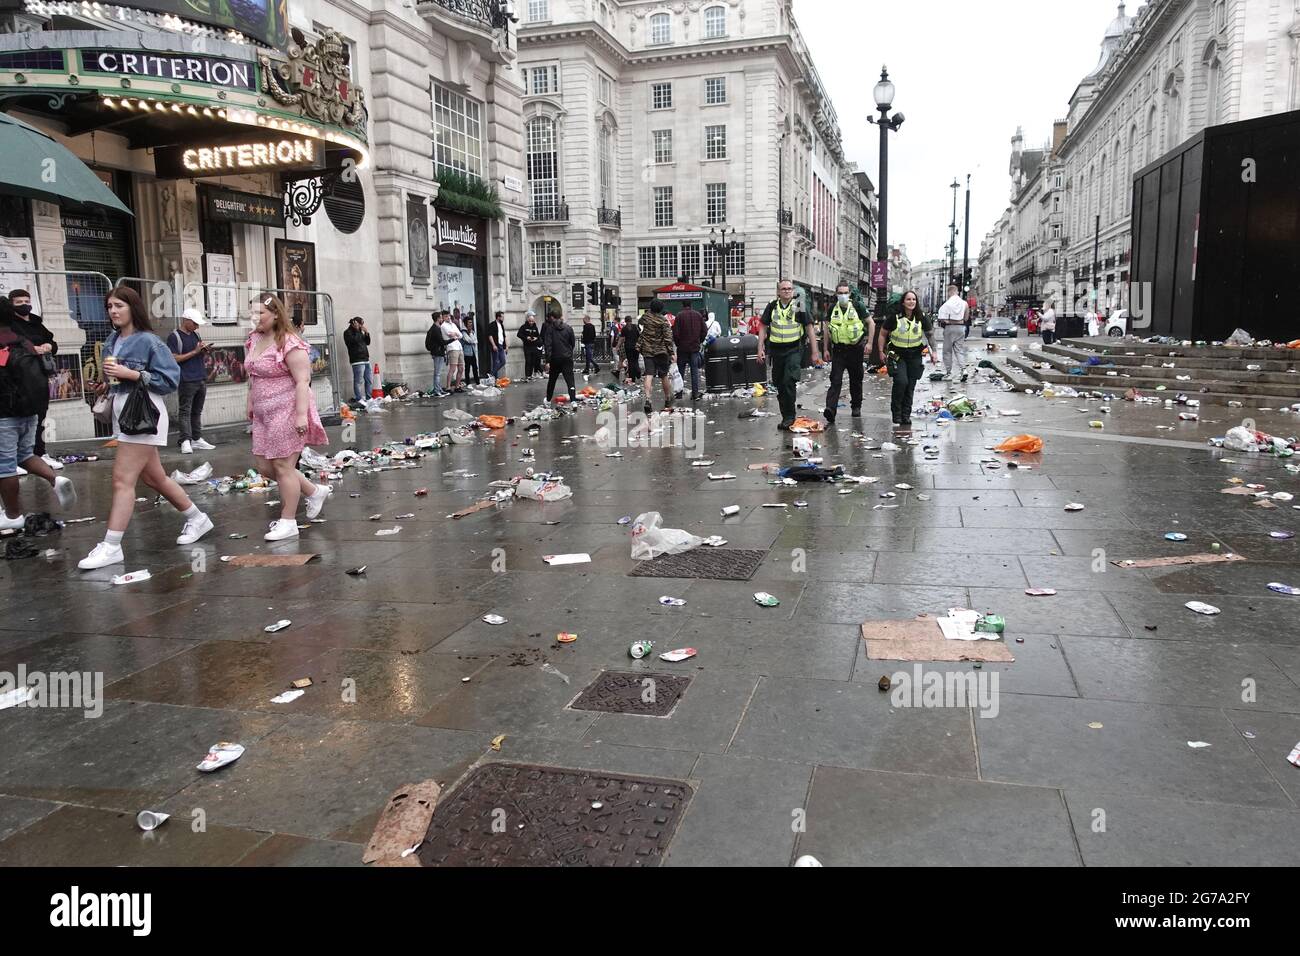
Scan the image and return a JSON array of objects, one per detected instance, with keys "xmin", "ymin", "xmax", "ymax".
[{"xmin": 0, "ymin": 111, "xmax": 133, "ymax": 216}]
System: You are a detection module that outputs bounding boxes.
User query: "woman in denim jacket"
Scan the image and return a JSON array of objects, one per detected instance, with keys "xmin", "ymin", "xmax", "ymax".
[{"xmin": 79, "ymin": 286, "xmax": 214, "ymax": 570}]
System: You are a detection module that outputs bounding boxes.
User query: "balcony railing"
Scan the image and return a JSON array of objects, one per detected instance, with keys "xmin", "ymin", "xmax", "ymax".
[
  {"xmin": 598, "ymin": 206, "xmax": 621, "ymax": 228},
  {"xmin": 528, "ymin": 201, "xmax": 569, "ymax": 223},
  {"xmin": 779, "ymin": 208, "xmax": 793, "ymax": 228},
  {"xmin": 424, "ymin": 0, "xmax": 514, "ymax": 30},
  {"xmin": 795, "ymin": 223, "xmax": 814, "ymax": 244}
]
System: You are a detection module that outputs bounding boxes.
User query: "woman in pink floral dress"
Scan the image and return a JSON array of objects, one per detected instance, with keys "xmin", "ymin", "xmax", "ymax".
[{"xmin": 246, "ymin": 293, "xmax": 330, "ymax": 541}]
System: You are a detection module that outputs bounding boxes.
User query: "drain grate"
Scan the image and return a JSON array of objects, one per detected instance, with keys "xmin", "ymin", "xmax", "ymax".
[
  {"xmin": 629, "ymin": 548, "xmax": 768, "ymax": 580},
  {"xmin": 569, "ymin": 670, "xmax": 692, "ymax": 717},
  {"xmin": 417, "ymin": 762, "xmax": 691, "ymax": 866}
]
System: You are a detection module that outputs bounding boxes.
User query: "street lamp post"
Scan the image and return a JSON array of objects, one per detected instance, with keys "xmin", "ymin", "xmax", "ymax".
[
  {"xmin": 711, "ymin": 226, "xmax": 737, "ymax": 306},
  {"xmin": 949, "ymin": 179, "xmax": 959, "ymax": 286},
  {"xmin": 961, "ymin": 173, "xmax": 971, "ymax": 298},
  {"xmin": 867, "ymin": 67, "xmax": 904, "ymax": 319}
]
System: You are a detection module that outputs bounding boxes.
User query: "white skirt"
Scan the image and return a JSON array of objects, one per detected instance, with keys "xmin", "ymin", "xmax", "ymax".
[{"xmin": 112, "ymin": 389, "xmax": 169, "ymax": 447}]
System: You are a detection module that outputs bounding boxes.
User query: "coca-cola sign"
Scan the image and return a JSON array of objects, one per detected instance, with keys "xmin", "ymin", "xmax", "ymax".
[{"xmin": 432, "ymin": 209, "xmax": 485, "ymax": 257}]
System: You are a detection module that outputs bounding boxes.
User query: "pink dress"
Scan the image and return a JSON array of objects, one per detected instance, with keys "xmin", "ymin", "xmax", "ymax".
[{"xmin": 246, "ymin": 332, "xmax": 328, "ymax": 459}]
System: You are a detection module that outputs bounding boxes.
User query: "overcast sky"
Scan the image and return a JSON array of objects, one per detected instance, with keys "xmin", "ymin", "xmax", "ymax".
[{"xmin": 795, "ymin": 0, "xmax": 1130, "ymax": 265}]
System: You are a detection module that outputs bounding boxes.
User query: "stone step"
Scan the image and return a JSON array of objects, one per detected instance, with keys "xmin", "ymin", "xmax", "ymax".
[
  {"xmin": 1060, "ymin": 337, "xmax": 1298, "ymax": 363},
  {"xmin": 1038, "ymin": 344, "xmax": 1300, "ymax": 383},
  {"xmin": 985, "ymin": 355, "xmax": 1041, "ymax": 393},
  {"xmin": 1045, "ymin": 342, "xmax": 1298, "ymax": 374},
  {"xmin": 1005, "ymin": 356, "xmax": 1300, "ymax": 408}
]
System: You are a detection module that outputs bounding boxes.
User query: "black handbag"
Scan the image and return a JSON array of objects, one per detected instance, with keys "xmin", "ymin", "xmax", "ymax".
[
  {"xmin": 118, "ymin": 380, "xmax": 160, "ymax": 436},
  {"xmin": 39, "ymin": 353, "xmax": 56, "ymax": 375}
]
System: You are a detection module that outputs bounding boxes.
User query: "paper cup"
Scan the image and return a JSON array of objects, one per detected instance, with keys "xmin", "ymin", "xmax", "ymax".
[{"xmin": 136, "ymin": 810, "xmax": 169, "ymax": 831}]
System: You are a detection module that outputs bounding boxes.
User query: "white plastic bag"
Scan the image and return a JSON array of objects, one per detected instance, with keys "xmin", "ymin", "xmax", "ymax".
[
  {"xmin": 668, "ymin": 364, "xmax": 684, "ymax": 394},
  {"xmin": 630, "ymin": 511, "xmax": 703, "ymax": 561},
  {"xmin": 1226, "ymin": 328, "xmax": 1253, "ymax": 346},
  {"xmin": 170, "ymin": 462, "xmax": 212, "ymax": 485},
  {"xmin": 443, "ymin": 408, "xmax": 474, "ymax": 422},
  {"xmin": 515, "ymin": 478, "xmax": 573, "ymax": 502},
  {"xmin": 793, "ymin": 435, "xmax": 814, "ymax": 459},
  {"xmin": 1222, "ymin": 425, "xmax": 1259, "ymax": 452}
]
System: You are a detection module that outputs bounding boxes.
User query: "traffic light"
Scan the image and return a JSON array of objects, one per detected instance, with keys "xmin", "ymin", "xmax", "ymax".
[
  {"xmin": 571, "ymin": 283, "xmax": 584, "ymax": 309},
  {"xmin": 587, "ymin": 281, "xmax": 600, "ymax": 307}
]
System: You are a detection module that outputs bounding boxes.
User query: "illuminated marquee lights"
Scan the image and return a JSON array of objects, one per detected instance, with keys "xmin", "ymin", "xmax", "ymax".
[{"xmin": 181, "ymin": 139, "xmax": 315, "ymax": 172}]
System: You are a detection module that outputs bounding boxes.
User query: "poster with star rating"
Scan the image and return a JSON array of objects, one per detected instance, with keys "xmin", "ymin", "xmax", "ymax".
[{"xmin": 201, "ymin": 186, "xmax": 285, "ymax": 229}]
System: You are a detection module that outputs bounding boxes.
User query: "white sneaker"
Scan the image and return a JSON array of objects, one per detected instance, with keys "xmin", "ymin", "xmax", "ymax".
[
  {"xmin": 176, "ymin": 512, "xmax": 213, "ymax": 545},
  {"xmin": 304, "ymin": 482, "xmax": 332, "ymax": 520},
  {"xmin": 42, "ymin": 455, "xmax": 64, "ymax": 470},
  {"xmin": 79, "ymin": 541, "xmax": 124, "ymax": 570},
  {"xmin": 0, "ymin": 511, "xmax": 25, "ymax": 532},
  {"xmin": 264, "ymin": 519, "xmax": 299, "ymax": 541},
  {"xmin": 54, "ymin": 476, "xmax": 77, "ymax": 510},
  {"xmin": 180, "ymin": 440, "xmax": 193, "ymax": 454},
  {"xmin": 192, "ymin": 438, "xmax": 216, "ymax": 451}
]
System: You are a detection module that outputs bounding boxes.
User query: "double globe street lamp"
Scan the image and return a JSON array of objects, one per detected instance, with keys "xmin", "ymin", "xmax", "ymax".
[{"xmin": 866, "ymin": 67, "xmax": 904, "ymax": 319}]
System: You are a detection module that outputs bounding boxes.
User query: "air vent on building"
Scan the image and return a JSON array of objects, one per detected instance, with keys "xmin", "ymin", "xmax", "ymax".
[{"xmin": 324, "ymin": 177, "xmax": 365, "ymax": 234}]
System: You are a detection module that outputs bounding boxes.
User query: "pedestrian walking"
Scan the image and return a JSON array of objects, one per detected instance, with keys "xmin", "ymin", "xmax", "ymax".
[
  {"xmin": 441, "ymin": 311, "xmax": 465, "ymax": 392},
  {"xmin": 756, "ymin": 279, "xmax": 819, "ymax": 431},
  {"xmin": 638, "ymin": 300, "xmax": 676, "ymax": 415},
  {"xmin": 581, "ymin": 315, "xmax": 600, "ymax": 374},
  {"xmin": 672, "ymin": 299, "xmax": 706, "ymax": 401},
  {"xmin": 4, "ymin": 289, "xmax": 63, "ymax": 471},
  {"xmin": 544, "ymin": 314, "xmax": 577, "ymax": 403},
  {"xmin": 77, "ymin": 286, "xmax": 212, "ymax": 569},
  {"xmin": 517, "ymin": 311, "xmax": 543, "ymax": 380},
  {"xmin": 875, "ymin": 289, "xmax": 937, "ymax": 431},
  {"xmin": 343, "ymin": 315, "xmax": 372, "ymax": 404},
  {"xmin": 1039, "ymin": 301, "xmax": 1057, "ymax": 346},
  {"xmin": 488, "ymin": 311, "xmax": 508, "ymax": 378},
  {"xmin": 936, "ymin": 284, "xmax": 969, "ymax": 378},
  {"xmin": 462, "ymin": 313, "xmax": 479, "ymax": 384},
  {"xmin": 425, "ymin": 312, "xmax": 448, "ymax": 396},
  {"xmin": 622, "ymin": 314, "xmax": 641, "ymax": 383},
  {"xmin": 244, "ymin": 293, "xmax": 330, "ymax": 542},
  {"xmin": 1, "ymin": 296, "xmax": 77, "ymax": 532},
  {"xmin": 821, "ymin": 280, "xmax": 874, "ymax": 425},
  {"xmin": 169, "ymin": 306, "xmax": 215, "ymax": 453}
]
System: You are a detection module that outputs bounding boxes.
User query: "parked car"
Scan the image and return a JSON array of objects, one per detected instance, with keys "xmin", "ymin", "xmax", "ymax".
[
  {"xmin": 1106, "ymin": 310, "xmax": 1128, "ymax": 337},
  {"xmin": 982, "ymin": 316, "xmax": 1016, "ymax": 338}
]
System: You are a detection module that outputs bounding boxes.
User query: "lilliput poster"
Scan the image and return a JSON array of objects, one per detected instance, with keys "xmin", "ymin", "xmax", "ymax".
[{"xmin": 274, "ymin": 238, "xmax": 317, "ymax": 327}]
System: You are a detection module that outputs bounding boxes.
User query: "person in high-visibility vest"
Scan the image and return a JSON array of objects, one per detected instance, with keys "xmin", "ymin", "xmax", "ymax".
[
  {"xmin": 872, "ymin": 289, "xmax": 937, "ymax": 430},
  {"xmin": 756, "ymin": 279, "xmax": 821, "ymax": 430},
  {"xmin": 820, "ymin": 280, "xmax": 875, "ymax": 425}
]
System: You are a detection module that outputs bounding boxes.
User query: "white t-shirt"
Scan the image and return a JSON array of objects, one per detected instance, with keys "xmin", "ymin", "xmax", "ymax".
[
  {"xmin": 1039, "ymin": 308, "xmax": 1056, "ymax": 330},
  {"xmin": 937, "ymin": 295, "xmax": 967, "ymax": 326},
  {"xmin": 441, "ymin": 320, "xmax": 463, "ymax": 352}
]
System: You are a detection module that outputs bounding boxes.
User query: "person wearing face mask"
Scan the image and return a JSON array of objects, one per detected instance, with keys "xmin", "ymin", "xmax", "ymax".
[
  {"xmin": 78, "ymin": 286, "xmax": 212, "ymax": 569},
  {"xmin": 756, "ymin": 279, "xmax": 820, "ymax": 431},
  {"xmin": 820, "ymin": 281, "xmax": 874, "ymax": 425},
  {"xmin": 4, "ymin": 290, "xmax": 62, "ymax": 471}
]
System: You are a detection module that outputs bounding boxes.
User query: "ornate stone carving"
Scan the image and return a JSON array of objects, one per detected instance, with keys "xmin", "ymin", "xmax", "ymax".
[
  {"xmin": 260, "ymin": 28, "xmax": 369, "ymax": 138},
  {"xmin": 160, "ymin": 185, "xmax": 177, "ymax": 235}
]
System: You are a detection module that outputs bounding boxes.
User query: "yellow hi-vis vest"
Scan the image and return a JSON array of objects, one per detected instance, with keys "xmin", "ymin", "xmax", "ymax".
[
  {"xmin": 828, "ymin": 303, "xmax": 865, "ymax": 346},
  {"xmin": 767, "ymin": 300, "xmax": 802, "ymax": 346},
  {"xmin": 889, "ymin": 314, "xmax": 925, "ymax": 349}
]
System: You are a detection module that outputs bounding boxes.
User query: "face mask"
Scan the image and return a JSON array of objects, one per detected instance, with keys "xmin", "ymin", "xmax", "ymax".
[
  {"xmin": 837, "ymin": 295, "xmax": 849, "ymax": 305},
  {"xmin": 12, "ymin": 305, "xmax": 31, "ymax": 317}
]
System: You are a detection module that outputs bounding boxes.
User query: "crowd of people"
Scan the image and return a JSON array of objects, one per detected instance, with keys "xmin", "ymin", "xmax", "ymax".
[{"xmin": 422, "ymin": 308, "xmax": 485, "ymax": 398}]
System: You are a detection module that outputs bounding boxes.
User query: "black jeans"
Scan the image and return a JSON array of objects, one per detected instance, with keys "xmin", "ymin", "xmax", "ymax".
[
  {"xmin": 547, "ymin": 357, "xmax": 576, "ymax": 401},
  {"xmin": 625, "ymin": 349, "xmax": 641, "ymax": 379},
  {"xmin": 177, "ymin": 379, "xmax": 206, "ymax": 442},
  {"xmin": 33, "ymin": 403, "xmax": 49, "ymax": 457},
  {"xmin": 824, "ymin": 345, "xmax": 864, "ymax": 418},
  {"xmin": 464, "ymin": 349, "xmax": 479, "ymax": 384},
  {"xmin": 888, "ymin": 349, "xmax": 925, "ymax": 424},
  {"xmin": 1041, "ymin": 329, "xmax": 1056, "ymax": 346},
  {"xmin": 525, "ymin": 347, "xmax": 543, "ymax": 377}
]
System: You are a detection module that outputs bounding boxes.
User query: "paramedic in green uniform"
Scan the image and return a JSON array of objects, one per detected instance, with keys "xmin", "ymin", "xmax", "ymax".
[
  {"xmin": 756, "ymin": 279, "xmax": 821, "ymax": 431},
  {"xmin": 873, "ymin": 289, "xmax": 937, "ymax": 430},
  {"xmin": 820, "ymin": 280, "xmax": 875, "ymax": 425}
]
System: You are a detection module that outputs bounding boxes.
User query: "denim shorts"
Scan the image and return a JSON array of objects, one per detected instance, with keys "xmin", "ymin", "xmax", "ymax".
[{"xmin": 0, "ymin": 414, "xmax": 38, "ymax": 478}]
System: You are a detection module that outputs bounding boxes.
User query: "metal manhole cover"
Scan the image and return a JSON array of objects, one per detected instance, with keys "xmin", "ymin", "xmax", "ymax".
[
  {"xmin": 628, "ymin": 548, "xmax": 768, "ymax": 580},
  {"xmin": 569, "ymin": 670, "xmax": 692, "ymax": 717},
  {"xmin": 418, "ymin": 763, "xmax": 692, "ymax": 866}
]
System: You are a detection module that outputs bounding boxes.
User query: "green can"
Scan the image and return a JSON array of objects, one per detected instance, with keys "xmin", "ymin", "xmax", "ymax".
[
  {"xmin": 975, "ymin": 615, "xmax": 1005, "ymax": 634},
  {"xmin": 629, "ymin": 641, "xmax": 654, "ymax": 659}
]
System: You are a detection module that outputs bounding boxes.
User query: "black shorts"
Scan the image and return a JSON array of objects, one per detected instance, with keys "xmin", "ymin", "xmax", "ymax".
[{"xmin": 646, "ymin": 354, "xmax": 671, "ymax": 378}]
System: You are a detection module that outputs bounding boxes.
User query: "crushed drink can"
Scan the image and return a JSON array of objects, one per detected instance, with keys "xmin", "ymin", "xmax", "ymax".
[
  {"xmin": 659, "ymin": 596, "xmax": 686, "ymax": 606},
  {"xmin": 721, "ymin": 505, "xmax": 740, "ymax": 517},
  {"xmin": 658, "ymin": 647, "xmax": 697, "ymax": 662},
  {"xmin": 1165, "ymin": 532, "xmax": 1188, "ymax": 541},
  {"xmin": 629, "ymin": 640, "xmax": 654, "ymax": 659},
  {"xmin": 1266, "ymin": 583, "xmax": 1300, "ymax": 595},
  {"xmin": 482, "ymin": 614, "xmax": 507, "ymax": 625},
  {"xmin": 136, "ymin": 810, "xmax": 169, "ymax": 831},
  {"xmin": 1289, "ymin": 742, "xmax": 1300, "ymax": 768},
  {"xmin": 263, "ymin": 619, "xmax": 292, "ymax": 633},
  {"xmin": 1185, "ymin": 601, "xmax": 1221, "ymax": 615},
  {"xmin": 110, "ymin": 570, "xmax": 152, "ymax": 586},
  {"xmin": 975, "ymin": 615, "xmax": 1005, "ymax": 634},
  {"xmin": 753, "ymin": 592, "xmax": 780, "ymax": 607}
]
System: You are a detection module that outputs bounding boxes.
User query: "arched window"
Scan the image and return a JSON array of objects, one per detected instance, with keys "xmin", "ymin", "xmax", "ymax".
[
  {"xmin": 650, "ymin": 12, "xmax": 671, "ymax": 45},
  {"xmin": 1145, "ymin": 105, "xmax": 1158, "ymax": 164},
  {"xmin": 1127, "ymin": 123, "xmax": 1138, "ymax": 214},
  {"xmin": 704, "ymin": 5, "xmax": 727, "ymax": 39},
  {"xmin": 1112, "ymin": 137, "xmax": 1122, "ymax": 220},
  {"xmin": 526, "ymin": 117, "xmax": 559, "ymax": 217},
  {"xmin": 1204, "ymin": 41, "xmax": 1223, "ymax": 126},
  {"xmin": 1098, "ymin": 156, "xmax": 1107, "ymax": 227},
  {"xmin": 1163, "ymin": 72, "xmax": 1184, "ymax": 148},
  {"xmin": 599, "ymin": 123, "xmax": 613, "ymax": 210}
]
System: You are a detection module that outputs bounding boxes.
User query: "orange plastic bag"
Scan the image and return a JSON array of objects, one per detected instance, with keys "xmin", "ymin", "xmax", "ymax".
[
  {"xmin": 477, "ymin": 415, "xmax": 508, "ymax": 430},
  {"xmin": 1287, "ymin": 339, "xmax": 1300, "ymax": 349},
  {"xmin": 791, "ymin": 417, "xmax": 825, "ymax": 432},
  {"xmin": 994, "ymin": 434, "xmax": 1044, "ymax": 454},
  {"xmin": 496, "ymin": 377, "xmax": 511, "ymax": 388},
  {"xmin": 579, "ymin": 386, "xmax": 597, "ymax": 397}
]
